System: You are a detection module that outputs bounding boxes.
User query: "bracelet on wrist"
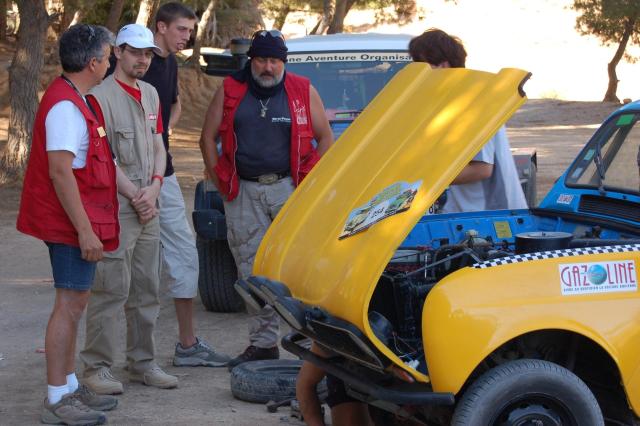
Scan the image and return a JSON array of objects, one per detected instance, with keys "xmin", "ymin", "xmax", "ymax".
[{"xmin": 152, "ymin": 174, "xmax": 164, "ymax": 186}]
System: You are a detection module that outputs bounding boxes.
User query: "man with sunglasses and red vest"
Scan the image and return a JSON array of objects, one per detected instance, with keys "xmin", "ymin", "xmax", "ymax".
[
  {"xmin": 200, "ymin": 29, "xmax": 333, "ymax": 368},
  {"xmin": 16, "ymin": 24, "xmax": 119, "ymax": 425}
]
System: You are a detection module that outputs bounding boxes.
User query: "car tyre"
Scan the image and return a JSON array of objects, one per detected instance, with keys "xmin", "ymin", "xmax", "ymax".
[
  {"xmin": 230, "ymin": 360, "xmax": 327, "ymax": 404},
  {"xmin": 197, "ymin": 236, "xmax": 244, "ymax": 312},
  {"xmin": 451, "ymin": 359, "xmax": 603, "ymax": 426}
]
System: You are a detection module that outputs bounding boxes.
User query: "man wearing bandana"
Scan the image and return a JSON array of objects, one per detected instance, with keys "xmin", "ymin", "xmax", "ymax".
[{"xmin": 200, "ymin": 30, "xmax": 333, "ymax": 368}]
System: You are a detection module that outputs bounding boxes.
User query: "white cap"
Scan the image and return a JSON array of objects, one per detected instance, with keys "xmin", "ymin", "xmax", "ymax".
[{"xmin": 115, "ymin": 24, "xmax": 162, "ymax": 55}]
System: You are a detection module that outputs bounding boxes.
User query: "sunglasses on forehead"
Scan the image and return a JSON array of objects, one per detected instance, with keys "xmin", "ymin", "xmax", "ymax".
[
  {"xmin": 85, "ymin": 24, "xmax": 95, "ymax": 42},
  {"xmin": 251, "ymin": 29, "xmax": 285, "ymax": 41}
]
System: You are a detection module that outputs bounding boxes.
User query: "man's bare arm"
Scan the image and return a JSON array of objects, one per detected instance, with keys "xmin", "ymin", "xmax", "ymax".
[
  {"xmin": 309, "ymin": 85, "xmax": 334, "ymax": 157},
  {"xmin": 168, "ymin": 95, "xmax": 182, "ymax": 133},
  {"xmin": 451, "ymin": 161, "xmax": 493, "ymax": 185},
  {"xmin": 296, "ymin": 343, "xmax": 329, "ymax": 426},
  {"xmin": 115, "ymin": 166, "xmax": 138, "ymax": 200},
  {"xmin": 48, "ymin": 150, "xmax": 103, "ymax": 261},
  {"xmin": 131, "ymin": 134, "xmax": 166, "ymax": 219},
  {"xmin": 199, "ymin": 86, "xmax": 224, "ymax": 190}
]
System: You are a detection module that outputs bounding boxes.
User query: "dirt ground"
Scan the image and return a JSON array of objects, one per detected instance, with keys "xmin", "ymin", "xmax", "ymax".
[{"xmin": 0, "ymin": 38, "xmax": 623, "ymax": 425}]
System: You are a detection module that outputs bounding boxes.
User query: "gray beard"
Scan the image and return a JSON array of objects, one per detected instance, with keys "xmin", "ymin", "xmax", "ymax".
[{"xmin": 252, "ymin": 69, "xmax": 284, "ymax": 88}]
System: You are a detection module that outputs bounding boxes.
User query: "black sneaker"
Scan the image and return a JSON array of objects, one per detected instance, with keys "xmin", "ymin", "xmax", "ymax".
[{"xmin": 227, "ymin": 345, "xmax": 279, "ymax": 371}]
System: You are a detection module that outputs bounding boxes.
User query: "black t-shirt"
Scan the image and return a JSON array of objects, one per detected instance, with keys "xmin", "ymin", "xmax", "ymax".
[
  {"xmin": 234, "ymin": 89, "xmax": 291, "ymax": 178},
  {"xmin": 142, "ymin": 53, "xmax": 179, "ymax": 177},
  {"xmin": 106, "ymin": 53, "xmax": 179, "ymax": 177}
]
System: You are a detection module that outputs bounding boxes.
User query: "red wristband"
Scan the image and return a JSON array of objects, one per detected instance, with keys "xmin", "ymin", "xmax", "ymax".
[{"xmin": 152, "ymin": 174, "xmax": 164, "ymax": 186}]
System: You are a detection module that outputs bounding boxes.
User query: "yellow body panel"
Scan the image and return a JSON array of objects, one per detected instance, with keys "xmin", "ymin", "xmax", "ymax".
[
  {"xmin": 423, "ymin": 250, "xmax": 640, "ymax": 413},
  {"xmin": 253, "ymin": 63, "xmax": 529, "ymax": 379}
]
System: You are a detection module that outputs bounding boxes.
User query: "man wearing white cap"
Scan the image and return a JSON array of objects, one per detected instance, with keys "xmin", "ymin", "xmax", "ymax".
[{"xmin": 80, "ymin": 23, "xmax": 178, "ymax": 393}]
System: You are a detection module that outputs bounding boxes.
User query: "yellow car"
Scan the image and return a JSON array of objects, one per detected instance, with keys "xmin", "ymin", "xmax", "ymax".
[{"xmin": 236, "ymin": 63, "xmax": 640, "ymax": 425}]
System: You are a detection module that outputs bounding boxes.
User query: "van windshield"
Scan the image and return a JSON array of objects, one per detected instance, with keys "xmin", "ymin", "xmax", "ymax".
[
  {"xmin": 286, "ymin": 51, "xmax": 411, "ymax": 119},
  {"xmin": 566, "ymin": 112, "xmax": 640, "ymax": 195}
]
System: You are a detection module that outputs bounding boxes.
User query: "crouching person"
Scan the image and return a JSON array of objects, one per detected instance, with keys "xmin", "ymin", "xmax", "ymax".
[
  {"xmin": 297, "ymin": 343, "xmax": 373, "ymax": 426},
  {"xmin": 16, "ymin": 24, "xmax": 119, "ymax": 425}
]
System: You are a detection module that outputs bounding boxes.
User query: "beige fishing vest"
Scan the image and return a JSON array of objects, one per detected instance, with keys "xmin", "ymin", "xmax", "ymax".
[{"xmin": 90, "ymin": 75, "xmax": 160, "ymax": 193}]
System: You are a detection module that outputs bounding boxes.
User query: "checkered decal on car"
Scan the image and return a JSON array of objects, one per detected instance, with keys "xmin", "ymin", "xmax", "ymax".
[{"xmin": 473, "ymin": 244, "xmax": 640, "ymax": 269}]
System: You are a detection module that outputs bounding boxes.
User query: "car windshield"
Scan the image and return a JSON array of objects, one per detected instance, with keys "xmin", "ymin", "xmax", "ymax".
[
  {"xmin": 286, "ymin": 51, "xmax": 411, "ymax": 119},
  {"xmin": 566, "ymin": 111, "xmax": 640, "ymax": 195}
]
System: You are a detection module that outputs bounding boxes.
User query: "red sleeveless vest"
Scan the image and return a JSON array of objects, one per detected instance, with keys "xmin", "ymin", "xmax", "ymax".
[
  {"xmin": 17, "ymin": 77, "xmax": 119, "ymax": 251},
  {"xmin": 214, "ymin": 72, "xmax": 319, "ymax": 201}
]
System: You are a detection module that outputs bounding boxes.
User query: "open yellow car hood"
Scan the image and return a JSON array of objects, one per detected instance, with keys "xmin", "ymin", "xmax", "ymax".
[{"xmin": 254, "ymin": 62, "xmax": 529, "ymax": 335}]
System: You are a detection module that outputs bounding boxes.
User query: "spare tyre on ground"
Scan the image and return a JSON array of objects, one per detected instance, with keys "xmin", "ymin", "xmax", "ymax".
[{"xmin": 230, "ymin": 359, "xmax": 327, "ymax": 404}]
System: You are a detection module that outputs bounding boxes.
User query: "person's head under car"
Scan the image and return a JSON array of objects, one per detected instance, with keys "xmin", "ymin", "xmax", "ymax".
[
  {"xmin": 113, "ymin": 24, "xmax": 162, "ymax": 85},
  {"xmin": 247, "ymin": 29, "xmax": 288, "ymax": 88},
  {"xmin": 409, "ymin": 28, "xmax": 467, "ymax": 69}
]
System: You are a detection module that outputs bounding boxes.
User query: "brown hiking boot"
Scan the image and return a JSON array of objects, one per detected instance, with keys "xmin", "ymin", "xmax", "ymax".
[
  {"xmin": 73, "ymin": 384, "xmax": 118, "ymax": 411},
  {"xmin": 41, "ymin": 393, "xmax": 106, "ymax": 425},
  {"xmin": 227, "ymin": 345, "xmax": 279, "ymax": 371}
]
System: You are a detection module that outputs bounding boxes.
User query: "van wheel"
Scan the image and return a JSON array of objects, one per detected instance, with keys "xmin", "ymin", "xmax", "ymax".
[
  {"xmin": 451, "ymin": 359, "xmax": 603, "ymax": 426},
  {"xmin": 197, "ymin": 236, "xmax": 244, "ymax": 312},
  {"xmin": 230, "ymin": 360, "xmax": 327, "ymax": 404}
]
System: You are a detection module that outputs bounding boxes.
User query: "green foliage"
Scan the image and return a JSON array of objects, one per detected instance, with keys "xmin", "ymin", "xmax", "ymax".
[
  {"xmin": 258, "ymin": 0, "xmax": 417, "ymax": 28},
  {"xmin": 357, "ymin": 0, "xmax": 416, "ymax": 26},
  {"xmin": 260, "ymin": 0, "xmax": 323, "ymax": 20},
  {"xmin": 572, "ymin": 0, "xmax": 640, "ymax": 48},
  {"xmin": 83, "ymin": 0, "xmax": 140, "ymax": 26}
]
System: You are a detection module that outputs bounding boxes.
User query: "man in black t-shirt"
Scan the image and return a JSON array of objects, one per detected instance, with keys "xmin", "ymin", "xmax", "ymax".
[{"xmin": 146, "ymin": 3, "xmax": 230, "ymax": 368}]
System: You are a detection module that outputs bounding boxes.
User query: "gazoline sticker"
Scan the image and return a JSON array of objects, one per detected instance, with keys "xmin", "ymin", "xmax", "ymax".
[
  {"xmin": 559, "ymin": 260, "xmax": 637, "ymax": 295},
  {"xmin": 340, "ymin": 180, "xmax": 421, "ymax": 239}
]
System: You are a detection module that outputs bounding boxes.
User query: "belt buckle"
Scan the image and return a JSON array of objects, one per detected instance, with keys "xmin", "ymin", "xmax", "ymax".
[{"xmin": 258, "ymin": 173, "xmax": 278, "ymax": 185}]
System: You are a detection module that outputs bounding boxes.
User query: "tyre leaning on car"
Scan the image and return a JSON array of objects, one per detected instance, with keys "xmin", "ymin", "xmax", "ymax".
[
  {"xmin": 196, "ymin": 236, "xmax": 243, "ymax": 312},
  {"xmin": 451, "ymin": 359, "xmax": 604, "ymax": 426},
  {"xmin": 192, "ymin": 181, "xmax": 244, "ymax": 313}
]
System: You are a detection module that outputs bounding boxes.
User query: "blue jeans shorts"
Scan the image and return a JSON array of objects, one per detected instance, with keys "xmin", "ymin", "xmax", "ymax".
[{"xmin": 46, "ymin": 242, "xmax": 97, "ymax": 291}]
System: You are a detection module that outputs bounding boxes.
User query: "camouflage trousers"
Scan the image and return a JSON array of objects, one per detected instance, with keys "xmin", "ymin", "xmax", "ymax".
[{"xmin": 224, "ymin": 177, "xmax": 295, "ymax": 348}]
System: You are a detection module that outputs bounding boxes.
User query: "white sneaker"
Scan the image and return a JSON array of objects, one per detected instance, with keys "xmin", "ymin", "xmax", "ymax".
[
  {"xmin": 83, "ymin": 368, "xmax": 124, "ymax": 395},
  {"xmin": 129, "ymin": 365, "xmax": 178, "ymax": 389}
]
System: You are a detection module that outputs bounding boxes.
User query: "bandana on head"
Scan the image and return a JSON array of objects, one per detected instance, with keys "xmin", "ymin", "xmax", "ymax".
[{"xmin": 247, "ymin": 32, "xmax": 288, "ymax": 62}]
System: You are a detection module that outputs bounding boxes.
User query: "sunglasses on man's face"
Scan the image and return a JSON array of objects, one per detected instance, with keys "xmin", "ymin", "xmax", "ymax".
[{"xmin": 251, "ymin": 29, "xmax": 285, "ymax": 41}]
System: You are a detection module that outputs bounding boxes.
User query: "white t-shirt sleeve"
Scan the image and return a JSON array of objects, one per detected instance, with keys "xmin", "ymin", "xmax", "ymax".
[
  {"xmin": 471, "ymin": 134, "xmax": 496, "ymax": 165},
  {"xmin": 45, "ymin": 100, "xmax": 89, "ymax": 169}
]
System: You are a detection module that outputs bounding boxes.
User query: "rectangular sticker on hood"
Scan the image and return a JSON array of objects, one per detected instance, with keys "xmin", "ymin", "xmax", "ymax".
[
  {"xmin": 559, "ymin": 260, "xmax": 637, "ymax": 295},
  {"xmin": 340, "ymin": 180, "xmax": 422, "ymax": 239}
]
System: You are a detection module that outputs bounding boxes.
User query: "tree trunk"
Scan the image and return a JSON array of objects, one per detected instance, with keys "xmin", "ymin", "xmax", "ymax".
[
  {"xmin": 309, "ymin": 18, "xmax": 322, "ymax": 35},
  {"xmin": 190, "ymin": 0, "xmax": 216, "ymax": 70},
  {"xmin": 327, "ymin": 0, "xmax": 355, "ymax": 34},
  {"xmin": 272, "ymin": 4, "xmax": 290, "ymax": 31},
  {"xmin": 46, "ymin": 0, "xmax": 63, "ymax": 15},
  {"xmin": 0, "ymin": 0, "xmax": 7, "ymax": 41},
  {"xmin": 0, "ymin": 0, "xmax": 49, "ymax": 183},
  {"xmin": 105, "ymin": 0, "xmax": 126, "ymax": 32},
  {"xmin": 68, "ymin": 0, "xmax": 93, "ymax": 26},
  {"xmin": 317, "ymin": 0, "xmax": 335, "ymax": 34},
  {"xmin": 136, "ymin": 0, "xmax": 159, "ymax": 28},
  {"xmin": 61, "ymin": 0, "xmax": 77, "ymax": 28},
  {"xmin": 45, "ymin": 0, "xmax": 63, "ymax": 38},
  {"xmin": 603, "ymin": 17, "xmax": 635, "ymax": 103},
  {"xmin": 215, "ymin": 0, "xmax": 263, "ymax": 47}
]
